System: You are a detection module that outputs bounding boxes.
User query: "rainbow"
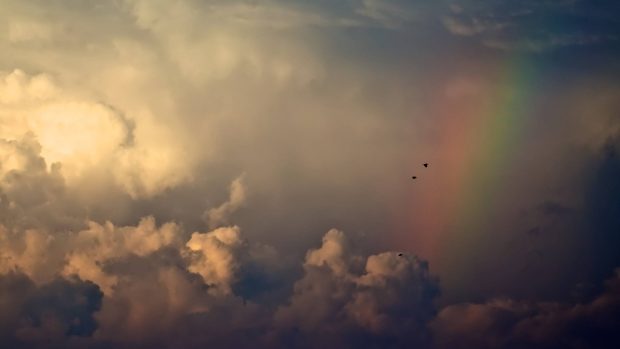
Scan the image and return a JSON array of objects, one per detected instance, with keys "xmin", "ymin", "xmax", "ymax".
[{"xmin": 404, "ymin": 57, "xmax": 541, "ymax": 270}]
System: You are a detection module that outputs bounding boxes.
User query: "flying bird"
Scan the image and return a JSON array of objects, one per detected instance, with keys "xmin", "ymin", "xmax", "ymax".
[
  {"xmin": 423, "ymin": 163, "xmax": 428, "ymax": 168},
  {"xmin": 411, "ymin": 176, "xmax": 417, "ymax": 179},
  {"xmin": 398, "ymin": 253, "xmax": 403, "ymax": 256}
]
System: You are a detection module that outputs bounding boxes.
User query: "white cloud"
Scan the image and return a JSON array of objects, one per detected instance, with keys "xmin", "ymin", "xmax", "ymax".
[{"xmin": 0, "ymin": 70, "xmax": 192, "ymax": 198}]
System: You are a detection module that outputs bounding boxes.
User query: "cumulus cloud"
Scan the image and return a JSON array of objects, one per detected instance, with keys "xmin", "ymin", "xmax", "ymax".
[
  {"xmin": 1, "ymin": 188, "xmax": 620, "ymax": 349},
  {"xmin": 0, "ymin": 134, "xmax": 63, "ymax": 207},
  {"xmin": 0, "ymin": 195, "xmax": 442, "ymax": 348},
  {"xmin": 63, "ymin": 216, "xmax": 181, "ymax": 294},
  {"xmin": 185, "ymin": 225, "xmax": 244, "ymax": 295},
  {"xmin": 0, "ymin": 215, "xmax": 261, "ymax": 347},
  {"xmin": 275, "ymin": 229, "xmax": 439, "ymax": 347},
  {"xmin": 203, "ymin": 175, "xmax": 246, "ymax": 229},
  {"xmin": 93, "ymin": 257, "xmax": 258, "ymax": 347},
  {"xmin": 0, "ymin": 70, "xmax": 128, "ymax": 177},
  {"xmin": 0, "ymin": 133, "xmax": 84, "ymax": 237},
  {"xmin": 0, "ymin": 215, "xmax": 181, "ymax": 290},
  {"xmin": 0, "ymin": 69, "xmax": 192, "ymax": 199}
]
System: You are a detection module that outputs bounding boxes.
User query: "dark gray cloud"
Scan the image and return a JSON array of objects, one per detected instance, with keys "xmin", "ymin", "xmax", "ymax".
[
  {"xmin": 581, "ymin": 135, "xmax": 620, "ymax": 287},
  {"xmin": 442, "ymin": 0, "xmax": 620, "ymax": 51},
  {"xmin": 538, "ymin": 201, "xmax": 574, "ymax": 217},
  {"xmin": 432, "ymin": 268, "xmax": 620, "ymax": 349},
  {"xmin": 0, "ymin": 272, "xmax": 102, "ymax": 349},
  {"xmin": 0, "ymin": 134, "xmax": 86, "ymax": 232}
]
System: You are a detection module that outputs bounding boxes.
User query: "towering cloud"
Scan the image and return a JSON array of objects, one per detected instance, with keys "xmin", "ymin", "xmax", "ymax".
[
  {"xmin": 275, "ymin": 229, "xmax": 439, "ymax": 347},
  {"xmin": 0, "ymin": 69, "xmax": 192, "ymax": 200}
]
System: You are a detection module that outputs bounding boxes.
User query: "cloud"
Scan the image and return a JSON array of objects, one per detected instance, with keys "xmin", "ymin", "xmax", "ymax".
[
  {"xmin": 581, "ymin": 136, "xmax": 620, "ymax": 285},
  {"xmin": 92, "ymin": 255, "xmax": 251, "ymax": 346},
  {"xmin": 0, "ymin": 272, "xmax": 102, "ymax": 348},
  {"xmin": 431, "ymin": 268, "xmax": 620, "ymax": 349},
  {"xmin": 185, "ymin": 226, "xmax": 245, "ymax": 295},
  {"xmin": 1, "ymin": 204, "xmax": 441, "ymax": 348},
  {"xmin": 442, "ymin": 0, "xmax": 620, "ymax": 51},
  {"xmin": 0, "ymin": 226, "xmax": 64, "ymax": 284},
  {"xmin": 8, "ymin": 20, "xmax": 56, "ymax": 44},
  {"xmin": 203, "ymin": 175, "xmax": 246, "ymax": 229},
  {"xmin": 63, "ymin": 216, "xmax": 181, "ymax": 294},
  {"xmin": 126, "ymin": 0, "xmax": 430, "ymax": 33},
  {"xmin": 0, "ymin": 69, "xmax": 192, "ymax": 199},
  {"xmin": 124, "ymin": 0, "xmax": 328, "ymax": 85},
  {"xmin": 355, "ymin": 0, "xmax": 432, "ymax": 28},
  {"xmin": 275, "ymin": 229, "xmax": 439, "ymax": 347},
  {"xmin": 0, "ymin": 134, "xmax": 87, "ymax": 244},
  {"xmin": 537, "ymin": 201, "xmax": 574, "ymax": 217},
  {"xmin": 0, "ymin": 214, "xmax": 265, "ymax": 347},
  {"xmin": 0, "ymin": 70, "xmax": 129, "ymax": 178},
  {"xmin": 2, "ymin": 197, "xmax": 620, "ymax": 349},
  {"xmin": 441, "ymin": 15, "xmax": 506, "ymax": 37},
  {"xmin": 0, "ymin": 134, "xmax": 64, "ymax": 217}
]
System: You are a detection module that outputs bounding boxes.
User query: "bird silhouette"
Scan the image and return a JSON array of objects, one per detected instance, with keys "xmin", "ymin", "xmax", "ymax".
[
  {"xmin": 398, "ymin": 253, "xmax": 403, "ymax": 256},
  {"xmin": 411, "ymin": 176, "xmax": 417, "ymax": 179},
  {"xmin": 423, "ymin": 163, "xmax": 428, "ymax": 168}
]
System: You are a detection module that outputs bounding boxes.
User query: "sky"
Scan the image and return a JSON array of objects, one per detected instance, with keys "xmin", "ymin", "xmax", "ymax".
[{"xmin": 0, "ymin": 0, "xmax": 619, "ymax": 348}]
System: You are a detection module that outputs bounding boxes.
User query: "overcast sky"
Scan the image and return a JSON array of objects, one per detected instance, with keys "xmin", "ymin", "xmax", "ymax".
[{"xmin": 1, "ymin": 1, "xmax": 619, "ymax": 348}]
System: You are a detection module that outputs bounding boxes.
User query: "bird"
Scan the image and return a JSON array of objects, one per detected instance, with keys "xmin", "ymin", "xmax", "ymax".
[
  {"xmin": 411, "ymin": 176, "xmax": 417, "ymax": 179},
  {"xmin": 398, "ymin": 253, "xmax": 403, "ymax": 257},
  {"xmin": 423, "ymin": 163, "xmax": 428, "ymax": 168}
]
